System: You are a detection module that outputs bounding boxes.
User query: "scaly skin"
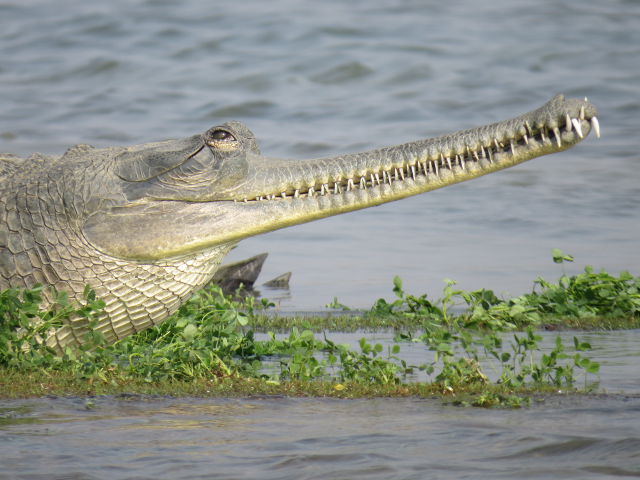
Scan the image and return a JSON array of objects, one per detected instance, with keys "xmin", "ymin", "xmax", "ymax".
[{"xmin": 0, "ymin": 95, "xmax": 599, "ymax": 350}]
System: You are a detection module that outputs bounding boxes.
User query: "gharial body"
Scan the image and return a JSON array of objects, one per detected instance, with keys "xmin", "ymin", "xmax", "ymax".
[{"xmin": 0, "ymin": 95, "xmax": 599, "ymax": 351}]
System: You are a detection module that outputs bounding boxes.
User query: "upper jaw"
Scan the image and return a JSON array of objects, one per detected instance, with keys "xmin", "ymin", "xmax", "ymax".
[{"xmin": 224, "ymin": 95, "xmax": 599, "ymax": 204}]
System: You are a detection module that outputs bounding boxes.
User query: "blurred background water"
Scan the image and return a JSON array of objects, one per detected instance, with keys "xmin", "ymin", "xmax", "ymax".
[{"xmin": 1, "ymin": 0, "xmax": 638, "ymax": 311}]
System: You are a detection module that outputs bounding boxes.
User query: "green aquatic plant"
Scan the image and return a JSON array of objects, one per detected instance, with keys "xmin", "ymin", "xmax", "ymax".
[
  {"xmin": 1, "ymin": 250, "xmax": 630, "ymax": 403},
  {"xmin": 409, "ymin": 325, "xmax": 599, "ymax": 394},
  {"xmin": 356, "ymin": 249, "xmax": 640, "ymax": 330},
  {"xmin": 0, "ymin": 285, "xmax": 107, "ymax": 371}
]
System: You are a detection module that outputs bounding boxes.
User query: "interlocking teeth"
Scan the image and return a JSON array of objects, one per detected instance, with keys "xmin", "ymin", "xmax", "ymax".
[
  {"xmin": 571, "ymin": 118, "xmax": 584, "ymax": 139},
  {"xmin": 591, "ymin": 116, "xmax": 600, "ymax": 138},
  {"xmin": 553, "ymin": 127, "xmax": 562, "ymax": 147}
]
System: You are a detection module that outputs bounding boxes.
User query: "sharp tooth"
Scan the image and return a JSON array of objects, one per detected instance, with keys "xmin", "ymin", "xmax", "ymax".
[
  {"xmin": 360, "ymin": 177, "xmax": 366, "ymax": 189},
  {"xmin": 523, "ymin": 134, "xmax": 529, "ymax": 145},
  {"xmin": 487, "ymin": 148, "xmax": 493, "ymax": 163},
  {"xmin": 308, "ymin": 187, "xmax": 315, "ymax": 197},
  {"xmin": 281, "ymin": 192, "xmax": 287, "ymax": 199},
  {"xmin": 540, "ymin": 129, "xmax": 547, "ymax": 141},
  {"xmin": 320, "ymin": 184, "xmax": 326, "ymax": 195},
  {"xmin": 422, "ymin": 162, "xmax": 428, "ymax": 173},
  {"xmin": 480, "ymin": 146, "xmax": 486, "ymax": 158},
  {"xmin": 433, "ymin": 161, "xmax": 439, "ymax": 177},
  {"xmin": 494, "ymin": 138, "xmax": 500, "ymax": 150},
  {"xmin": 565, "ymin": 113, "xmax": 572, "ymax": 132},
  {"xmin": 510, "ymin": 140, "xmax": 516, "ymax": 155},
  {"xmin": 571, "ymin": 118, "xmax": 584, "ymax": 138},
  {"xmin": 580, "ymin": 106, "xmax": 585, "ymax": 120},
  {"xmin": 591, "ymin": 116, "xmax": 600, "ymax": 138},
  {"xmin": 257, "ymin": 196, "xmax": 263, "ymax": 201},
  {"xmin": 399, "ymin": 168, "xmax": 405, "ymax": 180},
  {"xmin": 394, "ymin": 168, "xmax": 399, "ymax": 181},
  {"xmin": 553, "ymin": 127, "xmax": 562, "ymax": 147},
  {"xmin": 374, "ymin": 173, "xmax": 381, "ymax": 185},
  {"xmin": 411, "ymin": 165, "xmax": 416, "ymax": 179},
  {"xmin": 525, "ymin": 121, "xmax": 533, "ymax": 136},
  {"xmin": 334, "ymin": 182, "xmax": 340, "ymax": 194},
  {"xmin": 472, "ymin": 150, "xmax": 479, "ymax": 162},
  {"xmin": 446, "ymin": 157, "xmax": 452, "ymax": 170},
  {"xmin": 347, "ymin": 179, "xmax": 354, "ymax": 191},
  {"xmin": 294, "ymin": 189, "xmax": 300, "ymax": 198},
  {"xmin": 243, "ymin": 198, "xmax": 248, "ymax": 202}
]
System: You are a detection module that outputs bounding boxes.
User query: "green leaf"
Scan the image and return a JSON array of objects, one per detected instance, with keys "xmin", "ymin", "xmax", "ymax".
[
  {"xmin": 552, "ymin": 248, "xmax": 574, "ymax": 264},
  {"xmin": 181, "ymin": 324, "xmax": 198, "ymax": 342}
]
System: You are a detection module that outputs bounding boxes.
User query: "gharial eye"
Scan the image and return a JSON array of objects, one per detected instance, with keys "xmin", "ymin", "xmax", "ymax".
[{"xmin": 208, "ymin": 129, "xmax": 236, "ymax": 142}]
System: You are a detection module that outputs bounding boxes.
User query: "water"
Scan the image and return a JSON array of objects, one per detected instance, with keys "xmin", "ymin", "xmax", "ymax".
[
  {"xmin": 2, "ymin": 1, "xmax": 640, "ymax": 478},
  {"xmin": 2, "ymin": 395, "xmax": 640, "ymax": 479},
  {"xmin": 1, "ymin": 0, "xmax": 639, "ymax": 311}
]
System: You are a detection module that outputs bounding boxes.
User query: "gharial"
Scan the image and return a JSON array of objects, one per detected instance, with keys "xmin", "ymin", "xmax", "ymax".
[{"xmin": 0, "ymin": 94, "xmax": 599, "ymax": 351}]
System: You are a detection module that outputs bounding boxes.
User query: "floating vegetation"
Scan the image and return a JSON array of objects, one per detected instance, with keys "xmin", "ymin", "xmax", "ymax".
[{"xmin": 1, "ymin": 250, "xmax": 637, "ymax": 405}]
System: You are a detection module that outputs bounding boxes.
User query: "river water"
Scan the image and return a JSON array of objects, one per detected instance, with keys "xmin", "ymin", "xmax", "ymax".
[
  {"xmin": 1, "ymin": 0, "xmax": 640, "ymax": 478},
  {"xmin": 1, "ymin": 0, "xmax": 639, "ymax": 311}
]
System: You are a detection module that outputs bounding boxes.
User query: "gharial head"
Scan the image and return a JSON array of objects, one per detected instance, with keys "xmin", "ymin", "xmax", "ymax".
[
  {"xmin": 83, "ymin": 94, "xmax": 599, "ymax": 264},
  {"xmin": 112, "ymin": 121, "xmax": 261, "ymax": 202}
]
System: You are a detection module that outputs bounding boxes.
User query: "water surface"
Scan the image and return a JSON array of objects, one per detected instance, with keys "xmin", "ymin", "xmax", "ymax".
[
  {"xmin": 1, "ymin": 0, "xmax": 638, "ymax": 310},
  {"xmin": 2, "ymin": 393, "xmax": 640, "ymax": 479}
]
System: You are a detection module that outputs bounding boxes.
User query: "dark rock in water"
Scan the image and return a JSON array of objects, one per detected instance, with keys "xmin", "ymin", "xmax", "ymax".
[
  {"xmin": 211, "ymin": 253, "xmax": 268, "ymax": 294},
  {"xmin": 263, "ymin": 272, "xmax": 291, "ymax": 289}
]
